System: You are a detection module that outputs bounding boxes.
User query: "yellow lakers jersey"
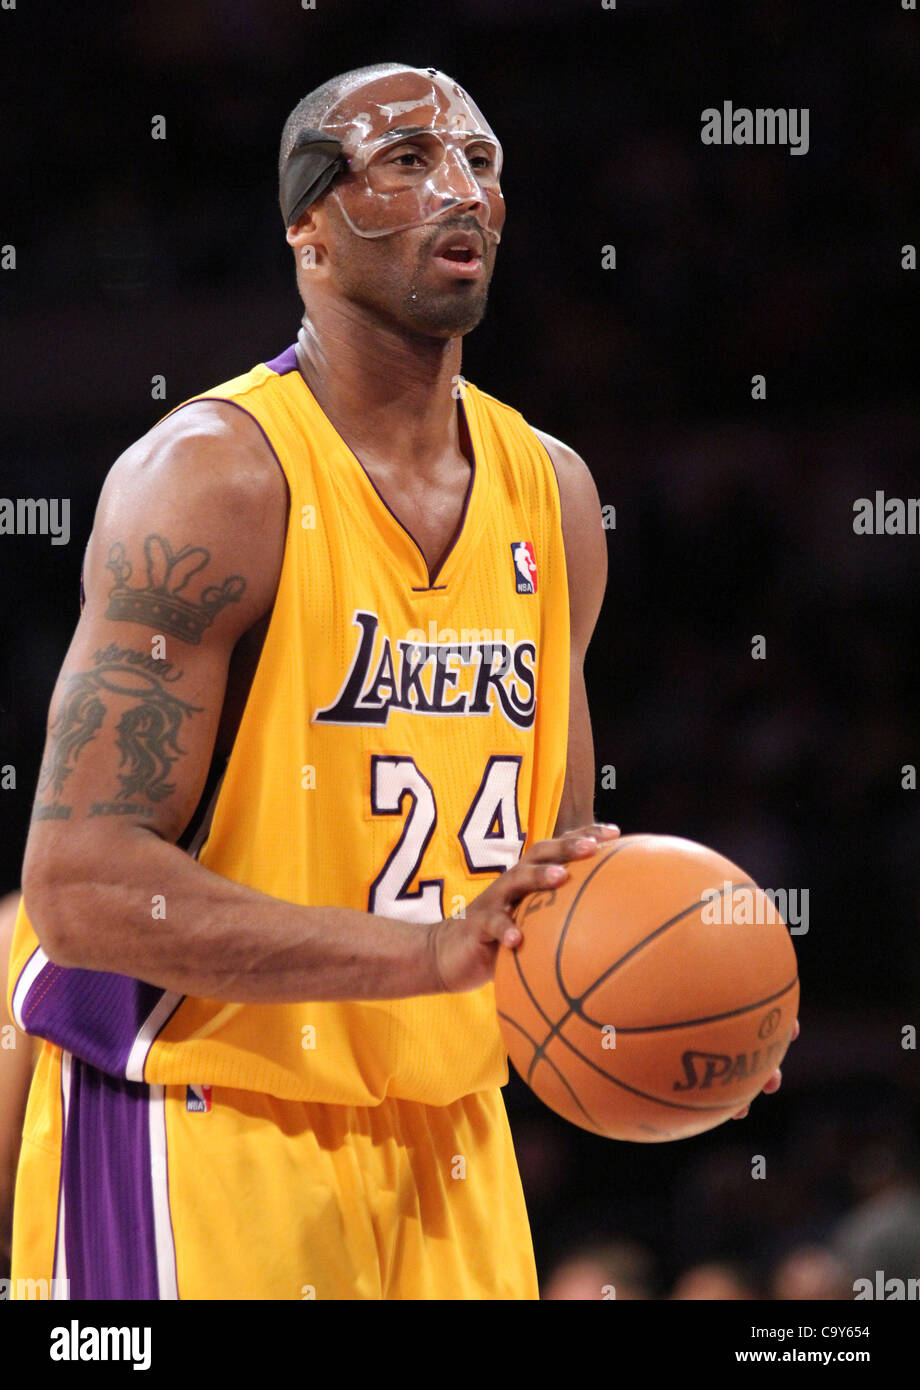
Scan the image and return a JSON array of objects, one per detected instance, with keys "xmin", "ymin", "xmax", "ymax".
[{"xmin": 8, "ymin": 346, "xmax": 570, "ymax": 1107}]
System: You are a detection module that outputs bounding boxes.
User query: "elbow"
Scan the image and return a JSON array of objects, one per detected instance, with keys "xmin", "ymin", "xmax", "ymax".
[{"xmin": 22, "ymin": 847, "xmax": 95, "ymax": 969}]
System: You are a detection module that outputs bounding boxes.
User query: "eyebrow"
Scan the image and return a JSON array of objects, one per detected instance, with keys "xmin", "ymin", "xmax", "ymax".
[
  {"xmin": 378, "ymin": 126, "xmax": 433, "ymax": 140},
  {"xmin": 376, "ymin": 126, "xmax": 493, "ymax": 142}
]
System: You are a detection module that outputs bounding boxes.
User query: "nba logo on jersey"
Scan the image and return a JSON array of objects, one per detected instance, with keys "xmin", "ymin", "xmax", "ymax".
[
  {"xmin": 511, "ymin": 541, "xmax": 538, "ymax": 594},
  {"xmin": 185, "ymin": 1084, "xmax": 212, "ymax": 1113}
]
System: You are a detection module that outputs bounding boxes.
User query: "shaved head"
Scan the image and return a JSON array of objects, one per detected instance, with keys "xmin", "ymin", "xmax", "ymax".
[{"xmin": 280, "ymin": 64, "xmax": 412, "ymax": 193}]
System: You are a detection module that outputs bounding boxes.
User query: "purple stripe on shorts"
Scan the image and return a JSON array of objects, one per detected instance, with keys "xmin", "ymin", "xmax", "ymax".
[
  {"xmin": 20, "ymin": 964, "xmax": 170, "ymax": 1078},
  {"xmin": 63, "ymin": 1057, "xmax": 160, "ymax": 1299},
  {"xmin": 263, "ymin": 343, "xmax": 298, "ymax": 375}
]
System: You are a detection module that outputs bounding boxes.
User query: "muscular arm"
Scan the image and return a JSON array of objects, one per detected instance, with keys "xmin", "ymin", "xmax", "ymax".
[
  {"xmin": 534, "ymin": 429, "xmax": 609, "ymax": 835},
  {"xmin": 21, "ymin": 402, "xmax": 448, "ymax": 1003}
]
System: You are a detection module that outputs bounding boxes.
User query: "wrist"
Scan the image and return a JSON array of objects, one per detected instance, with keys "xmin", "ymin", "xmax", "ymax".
[{"xmin": 423, "ymin": 919, "xmax": 450, "ymax": 995}]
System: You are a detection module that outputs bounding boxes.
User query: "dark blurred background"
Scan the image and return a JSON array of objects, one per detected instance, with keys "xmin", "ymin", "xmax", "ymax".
[{"xmin": 1, "ymin": 0, "xmax": 918, "ymax": 1299}]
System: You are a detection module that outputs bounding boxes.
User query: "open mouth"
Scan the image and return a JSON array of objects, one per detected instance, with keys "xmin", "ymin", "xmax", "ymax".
[{"xmin": 432, "ymin": 237, "xmax": 484, "ymax": 276}]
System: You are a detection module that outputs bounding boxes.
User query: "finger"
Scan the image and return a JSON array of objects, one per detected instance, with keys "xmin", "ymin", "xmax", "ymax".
[
  {"xmin": 523, "ymin": 825, "xmax": 620, "ymax": 865},
  {"xmin": 498, "ymin": 859, "xmax": 572, "ymax": 906},
  {"xmin": 761, "ymin": 1067, "xmax": 782, "ymax": 1095},
  {"xmin": 572, "ymin": 822, "xmax": 621, "ymax": 841},
  {"xmin": 480, "ymin": 912, "xmax": 522, "ymax": 949},
  {"xmin": 731, "ymin": 1105, "xmax": 750, "ymax": 1120}
]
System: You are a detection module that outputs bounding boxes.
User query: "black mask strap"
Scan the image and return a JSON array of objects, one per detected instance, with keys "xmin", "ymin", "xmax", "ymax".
[{"xmin": 280, "ymin": 129, "xmax": 347, "ymax": 227}]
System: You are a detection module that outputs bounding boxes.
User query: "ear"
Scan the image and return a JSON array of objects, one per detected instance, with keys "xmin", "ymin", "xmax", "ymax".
[
  {"xmin": 285, "ymin": 207, "xmax": 320, "ymax": 248},
  {"xmin": 286, "ymin": 206, "xmax": 331, "ymax": 278}
]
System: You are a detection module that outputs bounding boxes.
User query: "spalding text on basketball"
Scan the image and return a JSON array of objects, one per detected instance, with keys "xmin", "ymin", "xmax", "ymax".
[{"xmin": 672, "ymin": 1039, "xmax": 787, "ymax": 1091}]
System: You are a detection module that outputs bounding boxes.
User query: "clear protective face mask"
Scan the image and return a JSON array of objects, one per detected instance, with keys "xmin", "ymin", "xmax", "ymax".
[{"xmin": 316, "ymin": 68, "xmax": 505, "ymax": 243}]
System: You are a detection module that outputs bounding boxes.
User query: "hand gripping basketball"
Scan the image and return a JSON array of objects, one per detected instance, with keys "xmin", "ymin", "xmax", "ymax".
[
  {"xmin": 493, "ymin": 832, "xmax": 801, "ymax": 1141},
  {"xmin": 731, "ymin": 1016, "xmax": 800, "ymax": 1119},
  {"xmin": 426, "ymin": 823, "xmax": 621, "ymax": 995}
]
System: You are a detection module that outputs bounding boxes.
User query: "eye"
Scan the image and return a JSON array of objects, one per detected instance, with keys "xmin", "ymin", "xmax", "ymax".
[
  {"xmin": 376, "ymin": 139, "xmax": 436, "ymax": 171},
  {"xmin": 466, "ymin": 145, "xmax": 499, "ymax": 175},
  {"xmin": 390, "ymin": 149, "xmax": 426, "ymax": 168}
]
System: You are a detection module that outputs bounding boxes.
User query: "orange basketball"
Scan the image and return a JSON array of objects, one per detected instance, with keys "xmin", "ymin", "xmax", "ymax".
[{"xmin": 494, "ymin": 834, "xmax": 800, "ymax": 1142}]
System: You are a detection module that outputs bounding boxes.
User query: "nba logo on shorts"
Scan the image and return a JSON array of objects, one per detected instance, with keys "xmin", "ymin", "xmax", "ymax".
[
  {"xmin": 185, "ymin": 1084, "xmax": 212, "ymax": 1113},
  {"xmin": 511, "ymin": 541, "xmax": 538, "ymax": 594}
]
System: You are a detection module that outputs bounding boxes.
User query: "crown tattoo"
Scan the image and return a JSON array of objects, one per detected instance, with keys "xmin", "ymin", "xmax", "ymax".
[{"xmin": 105, "ymin": 535, "xmax": 246, "ymax": 644}]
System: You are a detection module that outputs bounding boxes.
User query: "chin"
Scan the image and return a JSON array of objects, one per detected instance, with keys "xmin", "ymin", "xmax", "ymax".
[{"xmin": 402, "ymin": 285, "xmax": 491, "ymax": 338}]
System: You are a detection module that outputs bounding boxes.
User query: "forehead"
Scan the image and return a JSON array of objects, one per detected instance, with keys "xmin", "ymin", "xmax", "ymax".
[{"xmin": 319, "ymin": 68, "xmax": 494, "ymax": 146}]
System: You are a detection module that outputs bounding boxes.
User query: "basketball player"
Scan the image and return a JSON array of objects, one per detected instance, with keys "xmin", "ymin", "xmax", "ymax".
[{"xmin": 7, "ymin": 64, "xmax": 790, "ymax": 1300}]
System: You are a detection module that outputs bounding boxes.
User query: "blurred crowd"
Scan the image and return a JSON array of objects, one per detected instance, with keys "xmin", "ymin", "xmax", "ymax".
[{"xmin": 533, "ymin": 1117, "xmax": 920, "ymax": 1300}]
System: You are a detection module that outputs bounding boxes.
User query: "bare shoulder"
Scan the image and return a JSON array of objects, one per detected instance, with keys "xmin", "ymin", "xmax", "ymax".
[
  {"xmin": 85, "ymin": 399, "xmax": 289, "ymax": 628},
  {"xmin": 99, "ymin": 399, "xmax": 288, "ymax": 525},
  {"xmin": 532, "ymin": 426, "xmax": 602, "ymax": 518},
  {"xmin": 532, "ymin": 425, "xmax": 603, "ymax": 543},
  {"xmin": 532, "ymin": 427, "xmax": 593, "ymax": 477},
  {"xmin": 531, "ymin": 426, "xmax": 607, "ymax": 648}
]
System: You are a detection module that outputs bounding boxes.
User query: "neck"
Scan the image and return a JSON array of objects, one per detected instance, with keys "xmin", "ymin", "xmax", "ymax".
[{"xmin": 294, "ymin": 299, "xmax": 464, "ymax": 470}]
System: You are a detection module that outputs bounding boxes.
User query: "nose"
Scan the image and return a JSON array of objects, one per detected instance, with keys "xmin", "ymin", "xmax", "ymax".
[
  {"xmin": 437, "ymin": 147, "xmax": 488, "ymax": 204},
  {"xmin": 430, "ymin": 148, "xmax": 502, "ymax": 237}
]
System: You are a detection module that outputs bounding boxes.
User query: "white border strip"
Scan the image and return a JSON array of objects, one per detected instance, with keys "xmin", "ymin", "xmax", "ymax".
[
  {"xmin": 148, "ymin": 1085, "xmax": 179, "ymax": 1299},
  {"xmin": 11, "ymin": 946, "xmax": 50, "ymax": 1030},
  {"xmin": 125, "ymin": 990, "xmax": 183, "ymax": 1083},
  {"xmin": 51, "ymin": 1049, "xmax": 72, "ymax": 1299}
]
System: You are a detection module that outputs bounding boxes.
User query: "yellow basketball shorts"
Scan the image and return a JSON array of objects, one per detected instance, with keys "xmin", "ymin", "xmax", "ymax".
[{"xmin": 11, "ymin": 1043, "xmax": 538, "ymax": 1300}]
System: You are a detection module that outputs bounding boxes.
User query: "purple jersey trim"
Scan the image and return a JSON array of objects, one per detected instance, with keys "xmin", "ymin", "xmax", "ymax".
[
  {"xmin": 264, "ymin": 343, "xmax": 299, "ymax": 375},
  {"xmin": 62, "ymin": 1057, "xmax": 161, "ymax": 1298},
  {"xmin": 20, "ymin": 962, "xmax": 174, "ymax": 1078}
]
